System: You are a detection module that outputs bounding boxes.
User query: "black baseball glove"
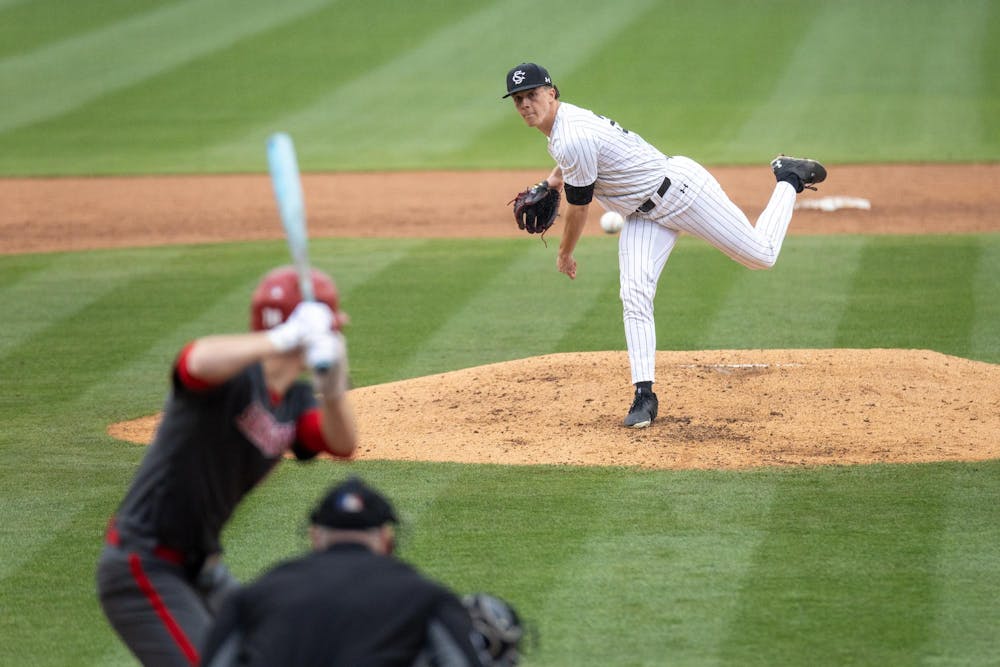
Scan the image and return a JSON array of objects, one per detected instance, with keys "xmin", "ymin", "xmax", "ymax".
[{"xmin": 509, "ymin": 181, "xmax": 560, "ymax": 235}]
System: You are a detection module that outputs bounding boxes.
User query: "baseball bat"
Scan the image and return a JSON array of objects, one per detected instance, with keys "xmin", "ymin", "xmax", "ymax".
[
  {"xmin": 267, "ymin": 132, "xmax": 329, "ymax": 371},
  {"xmin": 267, "ymin": 132, "xmax": 316, "ymax": 302}
]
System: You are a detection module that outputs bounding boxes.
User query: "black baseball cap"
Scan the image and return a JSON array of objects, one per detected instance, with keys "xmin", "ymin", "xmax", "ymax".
[
  {"xmin": 503, "ymin": 63, "xmax": 553, "ymax": 98},
  {"xmin": 310, "ymin": 477, "xmax": 398, "ymax": 530}
]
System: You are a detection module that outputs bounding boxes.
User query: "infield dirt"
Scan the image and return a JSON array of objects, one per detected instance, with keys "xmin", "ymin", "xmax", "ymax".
[{"xmin": 7, "ymin": 165, "xmax": 999, "ymax": 469}]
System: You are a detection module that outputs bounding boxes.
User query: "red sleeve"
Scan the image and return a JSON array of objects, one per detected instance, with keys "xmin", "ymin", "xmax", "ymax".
[
  {"xmin": 175, "ymin": 342, "xmax": 220, "ymax": 391},
  {"xmin": 296, "ymin": 408, "xmax": 345, "ymax": 457}
]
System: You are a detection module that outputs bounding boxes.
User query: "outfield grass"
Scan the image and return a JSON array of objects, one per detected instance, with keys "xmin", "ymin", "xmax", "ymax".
[
  {"xmin": 2, "ymin": 0, "xmax": 999, "ymax": 665},
  {"xmin": 1, "ymin": 0, "xmax": 999, "ymax": 175}
]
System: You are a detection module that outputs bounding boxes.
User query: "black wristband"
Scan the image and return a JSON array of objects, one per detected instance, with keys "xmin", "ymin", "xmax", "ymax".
[{"xmin": 564, "ymin": 182, "xmax": 595, "ymax": 206}]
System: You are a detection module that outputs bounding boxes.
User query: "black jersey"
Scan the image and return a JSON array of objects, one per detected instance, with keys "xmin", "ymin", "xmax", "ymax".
[
  {"xmin": 113, "ymin": 358, "xmax": 318, "ymax": 565},
  {"xmin": 202, "ymin": 543, "xmax": 482, "ymax": 666}
]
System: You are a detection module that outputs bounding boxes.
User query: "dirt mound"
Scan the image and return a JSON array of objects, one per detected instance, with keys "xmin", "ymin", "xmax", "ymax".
[{"xmin": 108, "ymin": 349, "xmax": 1000, "ymax": 470}]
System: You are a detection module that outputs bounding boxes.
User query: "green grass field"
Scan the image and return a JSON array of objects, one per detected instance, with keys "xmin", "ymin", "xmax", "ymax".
[
  {"xmin": 2, "ymin": 0, "xmax": 999, "ymax": 175},
  {"xmin": 2, "ymin": 1, "xmax": 999, "ymax": 665}
]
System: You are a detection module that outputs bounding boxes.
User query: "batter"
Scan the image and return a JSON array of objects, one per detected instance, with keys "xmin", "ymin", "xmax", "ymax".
[
  {"xmin": 503, "ymin": 62, "xmax": 826, "ymax": 428},
  {"xmin": 96, "ymin": 266, "xmax": 357, "ymax": 666}
]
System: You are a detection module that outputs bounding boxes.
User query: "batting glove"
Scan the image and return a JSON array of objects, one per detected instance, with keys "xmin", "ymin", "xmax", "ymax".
[
  {"xmin": 306, "ymin": 331, "xmax": 349, "ymax": 397},
  {"xmin": 266, "ymin": 301, "xmax": 334, "ymax": 353}
]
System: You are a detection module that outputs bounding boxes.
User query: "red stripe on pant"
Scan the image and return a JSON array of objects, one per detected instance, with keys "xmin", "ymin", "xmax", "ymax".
[{"xmin": 128, "ymin": 553, "xmax": 200, "ymax": 666}]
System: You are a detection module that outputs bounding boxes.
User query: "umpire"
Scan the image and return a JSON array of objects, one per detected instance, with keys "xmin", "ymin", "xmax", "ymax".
[{"xmin": 200, "ymin": 476, "xmax": 486, "ymax": 666}]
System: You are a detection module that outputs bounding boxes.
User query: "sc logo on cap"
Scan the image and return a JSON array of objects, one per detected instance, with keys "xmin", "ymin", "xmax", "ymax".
[{"xmin": 511, "ymin": 70, "xmax": 526, "ymax": 85}]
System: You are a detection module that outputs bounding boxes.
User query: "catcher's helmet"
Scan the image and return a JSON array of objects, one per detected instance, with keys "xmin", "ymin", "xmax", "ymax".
[
  {"xmin": 463, "ymin": 593, "xmax": 524, "ymax": 667},
  {"xmin": 250, "ymin": 266, "xmax": 340, "ymax": 331}
]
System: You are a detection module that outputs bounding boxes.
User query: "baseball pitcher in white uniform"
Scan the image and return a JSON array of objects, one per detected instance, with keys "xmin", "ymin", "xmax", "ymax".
[{"xmin": 503, "ymin": 62, "xmax": 826, "ymax": 428}]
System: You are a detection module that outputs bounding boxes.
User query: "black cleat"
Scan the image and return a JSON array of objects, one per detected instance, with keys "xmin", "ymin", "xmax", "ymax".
[
  {"xmin": 771, "ymin": 155, "xmax": 827, "ymax": 193},
  {"xmin": 623, "ymin": 390, "xmax": 658, "ymax": 428}
]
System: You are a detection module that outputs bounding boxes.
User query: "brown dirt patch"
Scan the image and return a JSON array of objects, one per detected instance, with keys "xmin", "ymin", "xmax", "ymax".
[
  {"xmin": 4, "ymin": 164, "xmax": 999, "ymax": 254},
  {"xmin": 108, "ymin": 349, "xmax": 1000, "ymax": 470},
  {"xmin": 9, "ymin": 164, "xmax": 999, "ymax": 469}
]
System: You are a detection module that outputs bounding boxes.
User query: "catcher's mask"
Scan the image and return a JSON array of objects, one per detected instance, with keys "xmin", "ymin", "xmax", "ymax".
[
  {"xmin": 463, "ymin": 593, "xmax": 525, "ymax": 667},
  {"xmin": 503, "ymin": 62, "xmax": 557, "ymax": 99},
  {"xmin": 250, "ymin": 265, "xmax": 340, "ymax": 331}
]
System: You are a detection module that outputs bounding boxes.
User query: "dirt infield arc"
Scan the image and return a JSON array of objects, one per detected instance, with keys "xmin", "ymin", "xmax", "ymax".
[
  {"xmin": 7, "ymin": 165, "xmax": 999, "ymax": 469},
  {"xmin": 107, "ymin": 349, "xmax": 1000, "ymax": 469},
  {"xmin": 4, "ymin": 164, "xmax": 1000, "ymax": 254}
]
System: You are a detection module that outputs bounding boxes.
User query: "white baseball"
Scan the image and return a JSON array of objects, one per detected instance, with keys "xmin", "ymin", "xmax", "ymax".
[{"xmin": 600, "ymin": 211, "xmax": 624, "ymax": 234}]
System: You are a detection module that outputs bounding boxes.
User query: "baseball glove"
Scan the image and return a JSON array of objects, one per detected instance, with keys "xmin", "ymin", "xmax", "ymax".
[{"xmin": 509, "ymin": 181, "xmax": 560, "ymax": 235}]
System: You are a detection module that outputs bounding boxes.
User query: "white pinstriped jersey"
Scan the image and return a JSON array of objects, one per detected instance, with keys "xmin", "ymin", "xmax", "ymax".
[
  {"xmin": 547, "ymin": 102, "xmax": 668, "ymax": 217},
  {"xmin": 544, "ymin": 102, "xmax": 800, "ymax": 389}
]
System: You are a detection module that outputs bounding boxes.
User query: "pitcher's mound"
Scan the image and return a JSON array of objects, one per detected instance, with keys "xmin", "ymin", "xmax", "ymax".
[
  {"xmin": 349, "ymin": 349, "xmax": 999, "ymax": 469},
  {"xmin": 108, "ymin": 349, "xmax": 1000, "ymax": 470}
]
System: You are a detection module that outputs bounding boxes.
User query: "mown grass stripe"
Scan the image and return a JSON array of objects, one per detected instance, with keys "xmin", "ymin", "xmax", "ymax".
[
  {"xmin": 658, "ymin": 472, "xmax": 781, "ymax": 667},
  {"xmin": 553, "ymin": 239, "xmax": 629, "ymax": 355},
  {"xmin": 339, "ymin": 240, "xmax": 524, "ymax": 385},
  {"xmin": 969, "ymin": 235, "xmax": 1000, "ymax": 363},
  {"xmin": 533, "ymin": 471, "xmax": 778, "ymax": 666},
  {"xmin": 719, "ymin": 465, "xmax": 949, "ymax": 664},
  {"xmin": 981, "ymin": 2, "xmax": 1000, "ymax": 141},
  {"xmin": 385, "ymin": 235, "xmax": 629, "ymax": 381},
  {"xmin": 0, "ymin": 0, "xmax": 333, "ymax": 134},
  {"xmin": 0, "ymin": 248, "xmax": 184, "ymax": 358},
  {"xmin": 203, "ymin": 0, "xmax": 656, "ymax": 170},
  {"xmin": 727, "ymin": 1, "xmax": 995, "ymax": 163},
  {"xmin": 393, "ymin": 240, "xmax": 576, "ymax": 379},
  {"xmin": 700, "ymin": 236, "xmax": 866, "ymax": 349},
  {"xmin": 89, "ymin": 645, "xmax": 135, "ymax": 667},
  {"xmin": 642, "ymin": 239, "xmax": 746, "ymax": 351},
  {"xmin": 0, "ymin": 250, "xmax": 263, "ymax": 420},
  {"xmin": 0, "ymin": 428, "xmax": 130, "ymax": 588},
  {"xmin": 0, "ymin": 0, "xmax": 174, "ymax": 60},
  {"xmin": 724, "ymin": 2, "xmax": 863, "ymax": 159},
  {"xmin": 585, "ymin": 0, "xmax": 809, "ymax": 166},
  {"xmin": 923, "ymin": 463, "xmax": 1000, "ymax": 665},
  {"xmin": 912, "ymin": 1, "xmax": 994, "ymax": 160},
  {"xmin": 834, "ymin": 237, "xmax": 980, "ymax": 358},
  {"xmin": 405, "ymin": 467, "xmax": 649, "ymax": 628},
  {"xmin": 0, "ymin": 494, "xmax": 130, "ymax": 665},
  {"xmin": 0, "ymin": 0, "xmax": 489, "ymax": 176},
  {"xmin": 0, "ymin": 457, "xmax": 111, "ymax": 580}
]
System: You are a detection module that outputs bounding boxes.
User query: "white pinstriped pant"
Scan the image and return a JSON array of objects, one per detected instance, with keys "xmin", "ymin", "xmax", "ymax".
[{"xmin": 618, "ymin": 156, "xmax": 797, "ymax": 385}]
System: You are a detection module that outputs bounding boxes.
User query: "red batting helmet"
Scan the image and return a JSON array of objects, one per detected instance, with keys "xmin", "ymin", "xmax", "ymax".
[{"xmin": 250, "ymin": 266, "xmax": 340, "ymax": 331}]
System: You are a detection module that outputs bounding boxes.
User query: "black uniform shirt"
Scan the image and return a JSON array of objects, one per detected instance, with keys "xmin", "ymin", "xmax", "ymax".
[
  {"xmin": 114, "ymin": 358, "xmax": 318, "ymax": 563},
  {"xmin": 202, "ymin": 543, "xmax": 483, "ymax": 666}
]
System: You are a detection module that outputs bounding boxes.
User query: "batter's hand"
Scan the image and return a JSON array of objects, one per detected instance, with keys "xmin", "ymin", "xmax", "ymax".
[
  {"xmin": 267, "ymin": 302, "xmax": 334, "ymax": 352},
  {"xmin": 306, "ymin": 331, "xmax": 349, "ymax": 397},
  {"xmin": 557, "ymin": 253, "xmax": 577, "ymax": 279}
]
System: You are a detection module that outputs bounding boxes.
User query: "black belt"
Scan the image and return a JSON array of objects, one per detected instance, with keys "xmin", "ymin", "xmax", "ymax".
[
  {"xmin": 636, "ymin": 177, "xmax": 671, "ymax": 213},
  {"xmin": 105, "ymin": 518, "xmax": 186, "ymax": 565}
]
